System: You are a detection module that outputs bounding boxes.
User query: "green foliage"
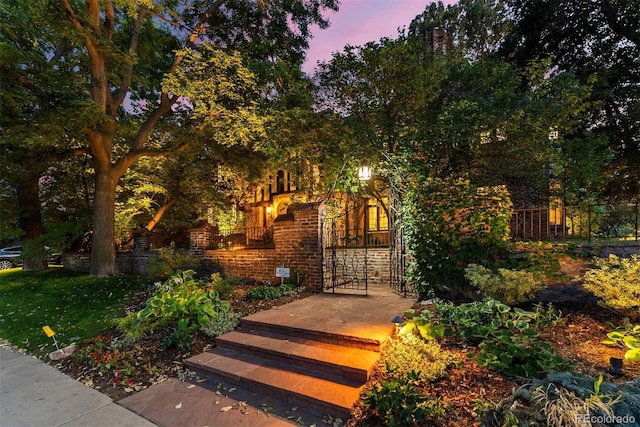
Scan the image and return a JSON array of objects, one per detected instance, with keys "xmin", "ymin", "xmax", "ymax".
[
  {"xmin": 476, "ymin": 331, "xmax": 571, "ymax": 378},
  {"xmin": 603, "ymin": 321, "xmax": 640, "ymax": 361},
  {"xmin": 148, "ymin": 245, "xmax": 201, "ymax": 281},
  {"xmin": 161, "ymin": 325, "xmax": 194, "ymax": 351},
  {"xmin": 465, "ymin": 263, "xmax": 547, "ymax": 304},
  {"xmin": 363, "ymin": 370, "xmax": 444, "ymax": 427},
  {"xmin": 381, "ymin": 334, "xmax": 450, "ymax": 382},
  {"xmin": 208, "ymin": 273, "xmax": 238, "ymax": 300},
  {"xmin": 399, "ymin": 309, "xmax": 445, "ymax": 341},
  {"xmin": 0, "ymin": 269, "xmax": 143, "ymax": 355},
  {"xmin": 200, "ymin": 310, "xmax": 243, "ymax": 338},
  {"xmin": 434, "ymin": 299, "xmax": 567, "ymax": 377},
  {"xmin": 245, "ymin": 283, "xmax": 302, "ymax": 301},
  {"xmin": 404, "ymin": 178, "xmax": 512, "ymax": 298},
  {"xmin": 117, "ymin": 270, "xmax": 230, "ymax": 340},
  {"xmin": 582, "ymin": 254, "xmax": 640, "ymax": 316}
]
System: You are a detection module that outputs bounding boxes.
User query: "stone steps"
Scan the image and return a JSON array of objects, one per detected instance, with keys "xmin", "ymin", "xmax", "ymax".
[
  {"xmin": 186, "ymin": 314, "xmax": 386, "ymax": 420},
  {"xmin": 186, "ymin": 348, "xmax": 362, "ymax": 419},
  {"xmin": 239, "ymin": 317, "xmax": 383, "ymax": 352},
  {"xmin": 216, "ymin": 330, "xmax": 378, "ymax": 383}
]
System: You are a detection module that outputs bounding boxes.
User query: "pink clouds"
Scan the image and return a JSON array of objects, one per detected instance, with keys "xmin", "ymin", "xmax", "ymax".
[{"xmin": 303, "ymin": 0, "xmax": 456, "ymax": 75}]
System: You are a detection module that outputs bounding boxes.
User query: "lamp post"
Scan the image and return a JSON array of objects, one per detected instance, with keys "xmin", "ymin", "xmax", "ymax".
[{"xmin": 358, "ymin": 165, "xmax": 372, "ymax": 181}]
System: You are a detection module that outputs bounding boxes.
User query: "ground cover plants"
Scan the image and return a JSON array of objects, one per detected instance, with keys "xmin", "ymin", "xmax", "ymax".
[{"xmin": 3, "ymin": 247, "xmax": 640, "ymax": 425}]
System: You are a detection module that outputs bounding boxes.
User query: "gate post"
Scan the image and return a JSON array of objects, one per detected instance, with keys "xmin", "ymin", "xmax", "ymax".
[{"xmin": 272, "ymin": 202, "xmax": 324, "ymax": 292}]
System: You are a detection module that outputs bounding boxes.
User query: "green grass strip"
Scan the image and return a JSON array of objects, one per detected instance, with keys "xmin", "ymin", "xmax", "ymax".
[{"xmin": 0, "ymin": 267, "xmax": 144, "ymax": 356}]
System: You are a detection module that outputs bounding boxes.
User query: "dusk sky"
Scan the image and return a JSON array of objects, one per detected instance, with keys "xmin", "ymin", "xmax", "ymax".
[{"xmin": 303, "ymin": 0, "xmax": 457, "ymax": 75}]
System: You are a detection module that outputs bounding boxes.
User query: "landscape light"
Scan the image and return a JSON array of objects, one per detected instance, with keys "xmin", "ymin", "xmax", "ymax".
[{"xmin": 358, "ymin": 165, "xmax": 372, "ymax": 181}]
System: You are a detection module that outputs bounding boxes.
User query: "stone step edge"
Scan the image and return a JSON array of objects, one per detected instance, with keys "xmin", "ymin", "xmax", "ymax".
[
  {"xmin": 215, "ymin": 330, "xmax": 378, "ymax": 384},
  {"xmin": 185, "ymin": 349, "xmax": 360, "ymax": 419},
  {"xmin": 239, "ymin": 318, "xmax": 383, "ymax": 352}
]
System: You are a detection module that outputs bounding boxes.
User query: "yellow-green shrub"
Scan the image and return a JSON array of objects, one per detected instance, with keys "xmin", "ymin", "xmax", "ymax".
[
  {"xmin": 381, "ymin": 334, "xmax": 450, "ymax": 382},
  {"xmin": 465, "ymin": 263, "xmax": 546, "ymax": 304},
  {"xmin": 582, "ymin": 254, "xmax": 640, "ymax": 316}
]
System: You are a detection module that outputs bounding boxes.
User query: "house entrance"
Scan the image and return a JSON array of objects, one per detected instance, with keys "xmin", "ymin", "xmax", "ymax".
[{"xmin": 321, "ymin": 186, "xmax": 408, "ymax": 295}]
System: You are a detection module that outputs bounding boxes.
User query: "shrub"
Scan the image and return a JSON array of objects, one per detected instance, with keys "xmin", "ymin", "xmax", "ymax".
[
  {"xmin": 434, "ymin": 299, "xmax": 568, "ymax": 377},
  {"xmin": 381, "ymin": 334, "xmax": 450, "ymax": 382},
  {"xmin": 209, "ymin": 273, "xmax": 237, "ymax": 300},
  {"xmin": 404, "ymin": 178, "xmax": 512, "ymax": 299},
  {"xmin": 363, "ymin": 370, "xmax": 444, "ymax": 427},
  {"xmin": 465, "ymin": 263, "xmax": 547, "ymax": 304},
  {"xmin": 200, "ymin": 310, "xmax": 243, "ymax": 338},
  {"xmin": 116, "ymin": 270, "xmax": 230, "ymax": 340},
  {"xmin": 582, "ymin": 254, "xmax": 640, "ymax": 316},
  {"xmin": 476, "ymin": 332, "xmax": 572, "ymax": 378},
  {"xmin": 148, "ymin": 245, "xmax": 200, "ymax": 281},
  {"xmin": 245, "ymin": 283, "xmax": 302, "ymax": 301}
]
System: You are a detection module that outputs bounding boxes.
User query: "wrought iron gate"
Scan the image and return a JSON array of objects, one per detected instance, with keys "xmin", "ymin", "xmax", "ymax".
[
  {"xmin": 321, "ymin": 202, "xmax": 369, "ymax": 294},
  {"xmin": 320, "ymin": 181, "xmax": 409, "ymax": 296},
  {"xmin": 388, "ymin": 178, "xmax": 410, "ymax": 296}
]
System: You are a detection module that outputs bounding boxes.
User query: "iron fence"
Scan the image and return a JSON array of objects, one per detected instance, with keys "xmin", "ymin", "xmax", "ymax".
[{"xmin": 511, "ymin": 203, "xmax": 639, "ymax": 243}]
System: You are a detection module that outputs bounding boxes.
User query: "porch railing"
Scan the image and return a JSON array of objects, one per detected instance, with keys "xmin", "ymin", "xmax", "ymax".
[
  {"xmin": 510, "ymin": 203, "xmax": 639, "ymax": 243},
  {"xmin": 212, "ymin": 226, "xmax": 274, "ymax": 249}
]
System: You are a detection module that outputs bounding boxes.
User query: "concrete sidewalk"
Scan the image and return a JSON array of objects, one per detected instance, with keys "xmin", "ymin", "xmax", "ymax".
[{"xmin": 0, "ymin": 346, "xmax": 155, "ymax": 427}]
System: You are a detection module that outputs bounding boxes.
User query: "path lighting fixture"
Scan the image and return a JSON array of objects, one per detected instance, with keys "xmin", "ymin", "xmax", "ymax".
[
  {"xmin": 391, "ymin": 315, "xmax": 404, "ymax": 324},
  {"xmin": 391, "ymin": 315, "xmax": 404, "ymax": 334},
  {"xmin": 610, "ymin": 357, "xmax": 624, "ymax": 376},
  {"xmin": 358, "ymin": 165, "xmax": 372, "ymax": 181}
]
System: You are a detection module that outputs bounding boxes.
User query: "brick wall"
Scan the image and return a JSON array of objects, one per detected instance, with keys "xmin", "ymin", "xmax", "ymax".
[{"xmin": 201, "ymin": 203, "xmax": 324, "ymax": 291}]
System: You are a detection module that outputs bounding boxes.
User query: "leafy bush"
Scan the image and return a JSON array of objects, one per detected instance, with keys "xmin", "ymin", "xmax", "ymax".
[
  {"xmin": 363, "ymin": 370, "xmax": 444, "ymax": 427},
  {"xmin": 209, "ymin": 273, "xmax": 238, "ymax": 300},
  {"xmin": 582, "ymin": 254, "xmax": 640, "ymax": 316},
  {"xmin": 245, "ymin": 283, "xmax": 302, "ymax": 301},
  {"xmin": 434, "ymin": 299, "xmax": 568, "ymax": 377},
  {"xmin": 465, "ymin": 263, "xmax": 547, "ymax": 304},
  {"xmin": 381, "ymin": 334, "xmax": 450, "ymax": 382},
  {"xmin": 603, "ymin": 321, "xmax": 640, "ymax": 361},
  {"xmin": 404, "ymin": 178, "xmax": 512, "ymax": 299},
  {"xmin": 476, "ymin": 332, "xmax": 571, "ymax": 378},
  {"xmin": 148, "ymin": 245, "xmax": 200, "ymax": 281},
  {"xmin": 399, "ymin": 309, "xmax": 445, "ymax": 341},
  {"xmin": 200, "ymin": 310, "xmax": 243, "ymax": 338},
  {"xmin": 116, "ymin": 270, "xmax": 230, "ymax": 340}
]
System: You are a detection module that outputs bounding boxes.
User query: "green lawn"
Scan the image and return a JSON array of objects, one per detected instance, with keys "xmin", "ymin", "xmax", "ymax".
[{"xmin": 0, "ymin": 267, "xmax": 145, "ymax": 356}]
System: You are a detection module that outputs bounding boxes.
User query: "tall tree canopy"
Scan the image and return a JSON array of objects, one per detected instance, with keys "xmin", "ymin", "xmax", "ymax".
[
  {"xmin": 499, "ymin": 0, "xmax": 640, "ymax": 202},
  {"xmin": 1, "ymin": 0, "xmax": 337, "ymax": 276}
]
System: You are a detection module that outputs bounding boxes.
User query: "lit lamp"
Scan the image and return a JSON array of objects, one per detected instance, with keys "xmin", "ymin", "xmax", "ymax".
[
  {"xmin": 391, "ymin": 315, "xmax": 404, "ymax": 334},
  {"xmin": 266, "ymin": 206, "xmax": 272, "ymax": 216},
  {"xmin": 358, "ymin": 165, "xmax": 372, "ymax": 181}
]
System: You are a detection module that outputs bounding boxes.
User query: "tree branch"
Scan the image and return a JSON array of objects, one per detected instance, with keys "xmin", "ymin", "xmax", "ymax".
[{"xmin": 112, "ymin": 9, "xmax": 145, "ymax": 108}]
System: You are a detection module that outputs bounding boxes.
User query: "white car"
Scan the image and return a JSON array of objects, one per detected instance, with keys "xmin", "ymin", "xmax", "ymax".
[
  {"xmin": 0, "ymin": 245, "xmax": 21, "ymax": 269},
  {"xmin": 0, "ymin": 245, "xmax": 62, "ymax": 269}
]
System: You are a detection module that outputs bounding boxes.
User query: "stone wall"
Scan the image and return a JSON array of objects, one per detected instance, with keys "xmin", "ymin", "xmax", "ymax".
[
  {"xmin": 63, "ymin": 251, "xmax": 159, "ymax": 275},
  {"xmin": 329, "ymin": 247, "xmax": 390, "ymax": 288}
]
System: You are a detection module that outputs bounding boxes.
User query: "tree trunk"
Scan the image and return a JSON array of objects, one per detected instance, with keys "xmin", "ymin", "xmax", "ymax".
[
  {"xmin": 16, "ymin": 176, "xmax": 48, "ymax": 271},
  {"xmin": 90, "ymin": 170, "xmax": 118, "ymax": 277}
]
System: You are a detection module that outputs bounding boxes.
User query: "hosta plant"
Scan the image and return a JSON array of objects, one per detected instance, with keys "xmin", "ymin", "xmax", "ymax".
[{"xmin": 603, "ymin": 322, "xmax": 640, "ymax": 361}]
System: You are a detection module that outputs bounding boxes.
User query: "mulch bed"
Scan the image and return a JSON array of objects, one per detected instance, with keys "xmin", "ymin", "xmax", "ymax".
[{"xmin": 50, "ymin": 281, "xmax": 638, "ymax": 426}]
